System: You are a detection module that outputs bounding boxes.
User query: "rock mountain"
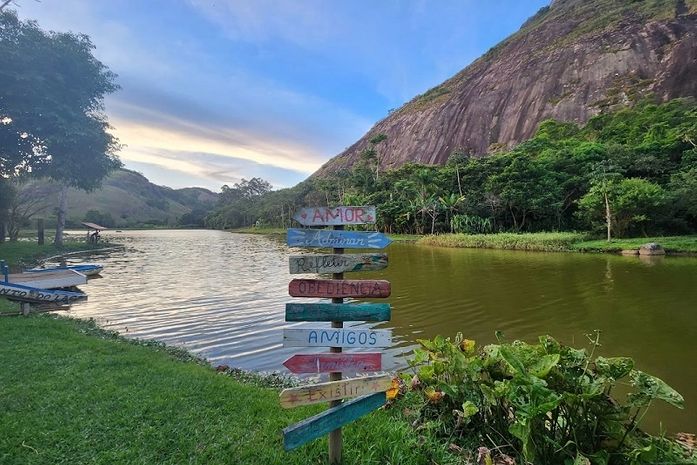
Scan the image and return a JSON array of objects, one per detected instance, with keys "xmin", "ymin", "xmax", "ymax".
[{"xmin": 316, "ymin": 0, "xmax": 697, "ymax": 175}]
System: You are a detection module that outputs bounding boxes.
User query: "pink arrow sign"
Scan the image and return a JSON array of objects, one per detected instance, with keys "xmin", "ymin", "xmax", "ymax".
[{"xmin": 282, "ymin": 353, "xmax": 382, "ymax": 374}]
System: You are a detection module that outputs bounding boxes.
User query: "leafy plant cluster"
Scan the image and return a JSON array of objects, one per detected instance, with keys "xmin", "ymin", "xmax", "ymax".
[
  {"xmin": 405, "ymin": 332, "xmax": 693, "ymax": 465},
  {"xmin": 206, "ymin": 98, "xmax": 697, "ymax": 238}
]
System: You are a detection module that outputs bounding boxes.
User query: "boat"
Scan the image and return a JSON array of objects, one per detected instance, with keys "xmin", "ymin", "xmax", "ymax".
[
  {"xmin": 0, "ymin": 280, "xmax": 87, "ymax": 304},
  {"xmin": 27, "ymin": 263, "xmax": 104, "ymax": 277},
  {"xmin": 9, "ymin": 269, "xmax": 88, "ymax": 288}
]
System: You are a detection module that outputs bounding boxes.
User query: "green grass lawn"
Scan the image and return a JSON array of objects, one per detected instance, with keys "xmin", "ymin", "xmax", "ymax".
[{"xmin": 0, "ymin": 315, "xmax": 457, "ymax": 465}]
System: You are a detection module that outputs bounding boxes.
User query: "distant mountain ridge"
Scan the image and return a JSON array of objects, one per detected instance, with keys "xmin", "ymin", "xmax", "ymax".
[
  {"xmin": 27, "ymin": 169, "xmax": 219, "ymax": 228},
  {"xmin": 317, "ymin": 0, "xmax": 697, "ymax": 175}
]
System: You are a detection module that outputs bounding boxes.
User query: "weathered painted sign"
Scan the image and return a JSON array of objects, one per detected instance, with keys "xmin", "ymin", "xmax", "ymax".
[
  {"xmin": 280, "ymin": 374, "xmax": 392, "ymax": 408},
  {"xmin": 288, "ymin": 253, "xmax": 388, "ymax": 274},
  {"xmin": 285, "ymin": 303, "xmax": 391, "ymax": 322},
  {"xmin": 282, "ymin": 353, "xmax": 382, "ymax": 374},
  {"xmin": 287, "ymin": 228, "xmax": 392, "ymax": 249},
  {"xmin": 283, "ymin": 328, "xmax": 392, "ymax": 348},
  {"xmin": 288, "ymin": 279, "xmax": 391, "ymax": 299},
  {"xmin": 283, "ymin": 392, "xmax": 386, "ymax": 451},
  {"xmin": 293, "ymin": 206, "xmax": 376, "ymax": 226}
]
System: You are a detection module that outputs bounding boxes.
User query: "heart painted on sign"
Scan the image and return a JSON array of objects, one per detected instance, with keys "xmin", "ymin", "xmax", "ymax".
[
  {"xmin": 301, "ymin": 213, "xmax": 308, "ymax": 219},
  {"xmin": 366, "ymin": 215, "xmax": 373, "ymax": 221}
]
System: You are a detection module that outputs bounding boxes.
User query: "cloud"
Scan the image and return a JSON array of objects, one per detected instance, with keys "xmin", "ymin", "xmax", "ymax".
[
  {"xmin": 111, "ymin": 108, "xmax": 323, "ymax": 174},
  {"xmin": 186, "ymin": 0, "xmax": 340, "ymax": 47}
]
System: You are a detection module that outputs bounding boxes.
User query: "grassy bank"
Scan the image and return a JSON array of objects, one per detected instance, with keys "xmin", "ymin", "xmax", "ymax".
[
  {"xmin": 418, "ymin": 232, "xmax": 697, "ymax": 254},
  {"xmin": 0, "ymin": 239, "xmax": 105, "ymax": 270},
  {"xmin": 571, "ymin": 235, "xmax": 697, "ymax": 254},
  {"xmin": 418, "ymin": 231, "xmax": 588, "ymax": 252},
  {"xmin": 0, "ymin": 315, "xmax": 457, "ymax": 465}
]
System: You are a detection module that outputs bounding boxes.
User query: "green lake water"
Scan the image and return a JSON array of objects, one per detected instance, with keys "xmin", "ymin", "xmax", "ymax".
[{"xmin": 63, "ymin": 230, "xmax": 696, "ymax": 433}]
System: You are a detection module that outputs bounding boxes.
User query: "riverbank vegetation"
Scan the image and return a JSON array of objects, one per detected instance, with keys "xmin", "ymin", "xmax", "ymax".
[
  {"xmin": 0, "ymin": 238, "xmax": 103, "ymax": 270},
  {"xmin": 0, "ymin": 315, "xmax": 458, "ymax": 465},
  {"xmin": 404, "ymin": 332, "xmax": 695, "ymax": 464},
  {"xmin": 205, "ymin": 99, "xmax": 697, "ymax": 244},
  {"xmin": 418, "ymin": 232, "xmax": 697, "ymax": 254}
]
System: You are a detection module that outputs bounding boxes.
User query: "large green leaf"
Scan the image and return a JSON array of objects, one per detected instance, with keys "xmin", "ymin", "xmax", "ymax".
[
  {"xmin": 529, "ymin": 353, "xmax": 560, "ymax": 378},
  {"xmin": 500, "ymin": 346, "xmax": 527, "ymax": 376},
  {"xmin": 595, "ymin": 356, "xmax": 634, "ymax": 379},
  {"xmin": 629, "ymin": 370, "xmax": 684, "ymax": 409}
]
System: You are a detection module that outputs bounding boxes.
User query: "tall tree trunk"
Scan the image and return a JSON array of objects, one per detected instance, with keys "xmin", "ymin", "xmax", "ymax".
[
  {"xmin": 54, "ymin": 185, "xmax": 68, "ymax": 247},
  {"xmin": 456, "ymin": 165, "xmax": 463, "ymax": 196},
  {"xmin": 604, "ymin": 191, "xmax": 612, "ymax": 242}
]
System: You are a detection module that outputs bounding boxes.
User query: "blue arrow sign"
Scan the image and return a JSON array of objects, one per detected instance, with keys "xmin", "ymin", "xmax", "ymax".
[
  {"xmin": 283, "ymin": 392, "xmax": 386, "ymax": 451},
  {"xmin": 287, "ymin": 228, "xmax": 392, "ymax": 249}
]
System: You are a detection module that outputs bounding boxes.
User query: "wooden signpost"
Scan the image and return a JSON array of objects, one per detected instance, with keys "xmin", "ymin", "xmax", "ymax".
[
  {"xmin": 288, "ymin": 253, "xmax": 388, "ymax": 274},
  {"xmin": 283, "ymin": 353, "xmax": 382, "ymax": 374},
  {"xmin": 283, "ymin": 392, "xmax": 386, "ymax": 452},
  {"xmin": 279, "ymin": 374, "xmax": 392, "ymax": 408},
  {"xmin": 281, "ymin": 205, "xmax": 394, "ymax": 463},
  {"xmin": 292, "ymin": 206, "xmax": 377, "ymax": 227},
  {"xmin": 287, "ymin": 228, "xmax": 392, "ymax": 249},
  {"xmin": 286, "ymin": 302, "xmax": 391, "ymax": 322},
  {"xmin": 283, "ymin": 327, "xmax": 392, "ymax": 348},
  {"xmin": 288, "ymin": 279, "xmax": 391, "ymax": 299}
]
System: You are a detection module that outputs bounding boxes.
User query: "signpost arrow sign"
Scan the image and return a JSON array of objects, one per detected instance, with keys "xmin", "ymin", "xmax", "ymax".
[
  {"xmin": 283, "ymin": 392, "xmax": 386, "ymax": 451},
  {"xmin": 287, "ymin": 228, "xmax": 392, "ymax": 249},
  {"xmin": 279, "ymin": 374, "xmax": 392, "ymax": 408},
  {"xmin": 288, "ymin": 253, "xmax": 388, "ymax": 274},
  {"xmin": 285, "ymin": 303, "xmax": 391, "ymax": 322},
  {"xmin": 282, "ymin": 353, "xmax": 382, "ymax": 374},
  {"xmin": 283, "ymin": 328, "xmax": 392, "ymax": 348},
  {"xmin": 288, "ymin": 279, "xmax": 391, "ymax": 299},
  {"xmin": 293, "ymin": 206, "xmax": 376, "ymax": 227}
]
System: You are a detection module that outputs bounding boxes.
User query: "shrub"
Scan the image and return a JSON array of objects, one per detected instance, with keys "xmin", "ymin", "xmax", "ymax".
[{"xmin": 405, "ymin": 331, "xmax": 692, "ymax": 464}]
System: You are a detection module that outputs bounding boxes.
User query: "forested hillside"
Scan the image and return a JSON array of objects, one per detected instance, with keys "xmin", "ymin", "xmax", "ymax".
[
  {"xmin": 206, "ymin": 99, "xmax": 697, "ymax": 238},
  {"xmin": 11, "ymin": 169, "xmax": 218, "ymax": 232}
]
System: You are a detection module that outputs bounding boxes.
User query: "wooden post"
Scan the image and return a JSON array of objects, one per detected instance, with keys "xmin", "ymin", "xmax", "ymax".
[
  {"xmin": 37, "ymin": 219, "xmax": 45, "ymax": 245},
  {"xmin": 329, "ymin": 223, "xmax": 344, "ymax": 465},
  {"xmin": 21, "ymin": 303, "xmax": 31, "ymax": 316},
  {"xmin": 0, "ymin": 222, "xmax": 5, "ymax": 243}
]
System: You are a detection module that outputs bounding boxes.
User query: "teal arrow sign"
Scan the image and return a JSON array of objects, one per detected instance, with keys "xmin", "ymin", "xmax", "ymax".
[
  {"xmin": 283, "ymin": 392, "xmax": 386, "ymax": 451},
  {"xmin": 285, "ymin": 303, "xmax": 391, "ymax": 322},
  {"xmin": 287, "ymin": 228, "xmax": 392, "ymax": 249}
]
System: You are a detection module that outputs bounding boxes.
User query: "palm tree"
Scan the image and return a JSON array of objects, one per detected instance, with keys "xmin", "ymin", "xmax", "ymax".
[{"xmin": 438, "ymin": 193, "xmax": 465, "ymax": 232}]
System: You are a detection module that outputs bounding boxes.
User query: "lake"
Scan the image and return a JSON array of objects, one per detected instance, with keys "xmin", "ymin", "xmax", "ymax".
[{"xmin": 63, "ymin": 229, "xmax": 697, "ymax": 432}]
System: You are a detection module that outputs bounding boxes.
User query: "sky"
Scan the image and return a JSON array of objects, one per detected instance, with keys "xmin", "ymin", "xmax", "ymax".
[{"xmin": 15, "ymin": 0, "xmax": 549, "ymax": 192}]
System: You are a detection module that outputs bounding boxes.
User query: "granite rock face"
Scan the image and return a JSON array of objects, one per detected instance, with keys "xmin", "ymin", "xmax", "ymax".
[{"xmin": 316, "ymin": 0, "xmax": 697, "ymax": 176}]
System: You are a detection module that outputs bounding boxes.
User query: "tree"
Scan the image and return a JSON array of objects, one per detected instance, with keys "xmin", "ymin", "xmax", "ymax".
[
  {"xmin": 6, "ymin": 180, "xmax": 56, "ymax": 240},
  {"xmin": 578, "ymin": 177, "xmax": 666, "ymax": 238},
  {"xmin": 0, "ymin": 11, "xmax": 121, "ymax": 245},
  {"xmin": 438, "ymin": 193, "xmax": 464, "ymax": 232},
  {"xmin": 485, "ymin": 154, "xmax": 562, "ymax": 231}
]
